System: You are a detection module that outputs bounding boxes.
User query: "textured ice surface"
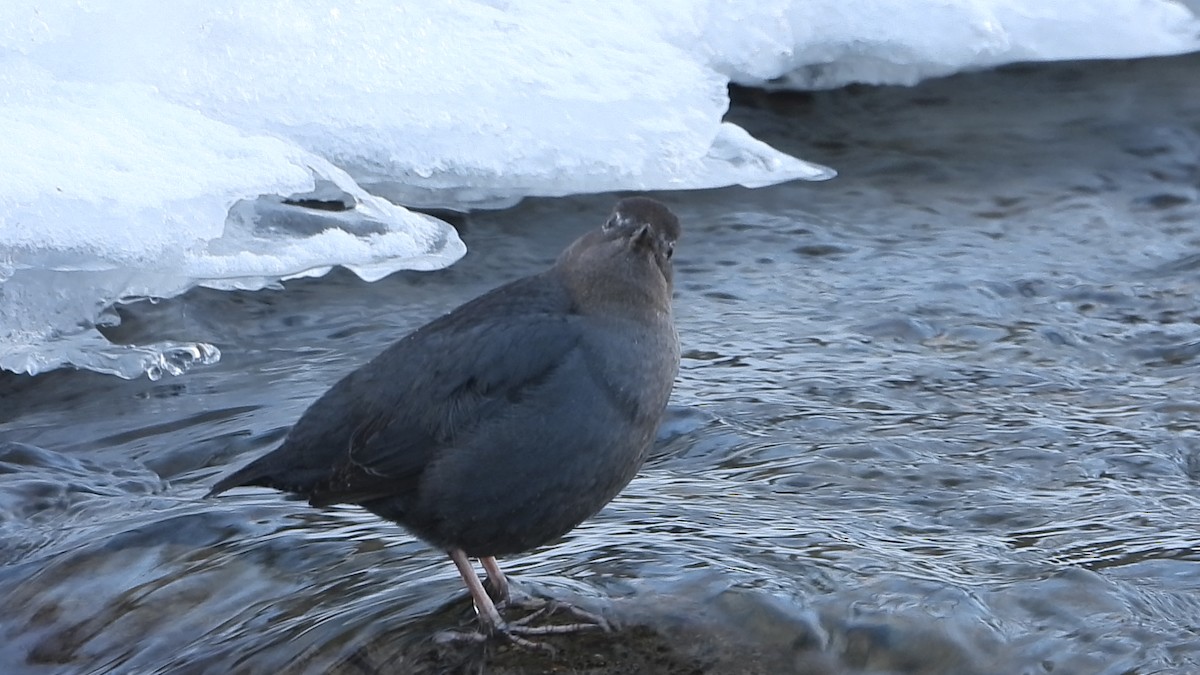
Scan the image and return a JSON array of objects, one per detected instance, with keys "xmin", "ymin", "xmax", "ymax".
[
  {"xmin": 1, "ymin": 0, "xmax": 1197, "ymax": 377},
  {"xmin": 688, "ymin": 0, "xmax": 1200, "ymax": 89},
  {"xmin": 0, "ymin": 60, "xmax": 462, "ymax": 378}
]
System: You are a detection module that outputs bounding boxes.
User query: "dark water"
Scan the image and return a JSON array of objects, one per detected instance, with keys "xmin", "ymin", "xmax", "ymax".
[{"xmin": 3, "ymin": 53, "xmax": 1200, "ymax": 674}]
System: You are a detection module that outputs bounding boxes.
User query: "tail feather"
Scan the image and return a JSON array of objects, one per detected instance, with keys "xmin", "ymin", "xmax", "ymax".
[
  {"xmin": 205, "ymin": 462, "xmax": 271, "ymax": 498},
  {"xmin": 205, "ymin": 452, "xmax": 331, "ymax": 499}
]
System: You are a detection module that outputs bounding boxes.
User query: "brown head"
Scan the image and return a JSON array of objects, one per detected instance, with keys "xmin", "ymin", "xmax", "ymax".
[{"xmin": 556, "ymin": 197, "xmax": 681, "ymax": 316}]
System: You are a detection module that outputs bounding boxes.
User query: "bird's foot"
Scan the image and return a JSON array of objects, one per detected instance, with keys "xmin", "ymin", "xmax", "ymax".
[
  {"xmin": 434, "ymin": 620, "xmax": 559, "ymax": 654},
  {"xmin": 503, "ymin": 596, "xmax": 612, "ymax": 633},
  {"xmin": 434, "ymin": 598, "xmax": 609, "ymax": 653}
]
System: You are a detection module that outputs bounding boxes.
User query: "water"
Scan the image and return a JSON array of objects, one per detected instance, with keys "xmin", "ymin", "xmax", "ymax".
[{"xmin": 3, "ymin": 53, "xmax": 1200, "ymax": 674}]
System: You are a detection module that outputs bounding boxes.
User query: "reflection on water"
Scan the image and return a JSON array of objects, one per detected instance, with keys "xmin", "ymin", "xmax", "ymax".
[{"xmin": 3, "ymin": 53, "xmax": 1200, "ymax": 673}]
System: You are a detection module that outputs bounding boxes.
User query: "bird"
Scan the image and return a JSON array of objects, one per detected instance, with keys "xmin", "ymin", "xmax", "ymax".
[{"xmin": 207, "ymin": 197, "xmax": 681, "ymax": 646}]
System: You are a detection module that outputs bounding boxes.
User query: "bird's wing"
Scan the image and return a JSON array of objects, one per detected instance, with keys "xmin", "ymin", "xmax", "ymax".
[{"xmin": 306, "ymin": 305, "xmax": 584, "ymax": 506}]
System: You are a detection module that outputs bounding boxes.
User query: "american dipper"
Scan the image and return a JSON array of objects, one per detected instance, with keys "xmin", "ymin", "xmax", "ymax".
[{"xmin": 208, "ymin": 197, "xmax": 680, "ymax": 645}]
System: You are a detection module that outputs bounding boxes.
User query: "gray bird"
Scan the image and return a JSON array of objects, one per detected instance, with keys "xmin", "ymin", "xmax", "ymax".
[{"xmin": 207, "ymin": 197, "xmax": 681, "ymax": 645}]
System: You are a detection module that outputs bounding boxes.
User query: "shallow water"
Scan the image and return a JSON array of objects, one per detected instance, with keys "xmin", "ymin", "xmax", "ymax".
[{"xmin": 3, "ymin": 53, "xmax": 1200, "ymax": 674}]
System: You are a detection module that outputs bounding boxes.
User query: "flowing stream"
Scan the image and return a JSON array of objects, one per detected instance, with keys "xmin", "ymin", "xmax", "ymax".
[{"xmin": 2, "ymin": 53, "xmax": 1199, "ymax": 674}]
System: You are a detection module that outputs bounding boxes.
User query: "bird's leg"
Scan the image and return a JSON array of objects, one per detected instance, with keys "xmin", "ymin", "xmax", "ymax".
[
  {"xmin": 443, "ymin": 549, "xmax": 552, "ymax": 652},
  {"xmin": 479, "ymin": 555, "xmax": 510, "ymax": 604},
  {"xmin": 477, "ymin": 556, "xmax": 610, "ymax": 634},
  {"xmin": 448, "ymin": 548, "xmax": 505, "ymax": 630}
]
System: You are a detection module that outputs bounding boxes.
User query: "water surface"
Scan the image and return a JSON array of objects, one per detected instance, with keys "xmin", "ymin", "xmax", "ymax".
[{"xmin": 2, "ymin": 53, "xmax": 1200, "ymax": 674}]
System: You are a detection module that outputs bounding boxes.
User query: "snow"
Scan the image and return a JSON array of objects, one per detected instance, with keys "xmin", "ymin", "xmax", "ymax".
[
  {"xmin": 692, "ymin": 0, "xmax": 1200, "ymax": 89},
  {"xmin": 1, "ymin": 0, "xmax": 1197, "ymax": 378}
]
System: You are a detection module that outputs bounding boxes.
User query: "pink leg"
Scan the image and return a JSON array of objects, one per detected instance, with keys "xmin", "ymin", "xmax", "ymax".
[
  {"xmin": 480, "ymin": 555, "xmax": 510, "ymax": 603},
  {"xmin": 444, "ymin": 549, "xmax": 555, "ymax": 652},
  {"xmin": 448, "ymin": 548, "xmax": 504, "ymax": 631}
]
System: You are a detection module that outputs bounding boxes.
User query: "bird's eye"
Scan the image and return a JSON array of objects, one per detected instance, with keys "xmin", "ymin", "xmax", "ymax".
[{"xmin": 665, "ymin": 243, "xmax": 675, "ymax": 260}]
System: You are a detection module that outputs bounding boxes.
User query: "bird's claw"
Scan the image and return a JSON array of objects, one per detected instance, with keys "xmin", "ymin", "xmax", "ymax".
[
  {"xmin": 434, "ymin": 621, "xmax": 559, "ymax": 654},
  {"xmin": 503, "ymin": 596, "xmax": 612, "ymax": 632},
  {"xmin": 434, "ymin": 597, "xmax": 609, "ymax": 653}
]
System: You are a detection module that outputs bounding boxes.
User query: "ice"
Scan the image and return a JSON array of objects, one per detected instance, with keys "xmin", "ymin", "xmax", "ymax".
[
  {"xmin": 2, "ymin": 1, "xmax": 1197, "ymax": 378},
  {"xmin": 0, "ymin": 59, "xmax": 463, "ymax": 379},
  {"xmin": 689, "ymin": 1, "xmax": 1200, "ymax": 89}
]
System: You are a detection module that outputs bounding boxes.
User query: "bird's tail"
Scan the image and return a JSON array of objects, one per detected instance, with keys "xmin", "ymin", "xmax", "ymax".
[{"xmin": 205, "ymin": 459, "xmax": 272, "ymax": 498}]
